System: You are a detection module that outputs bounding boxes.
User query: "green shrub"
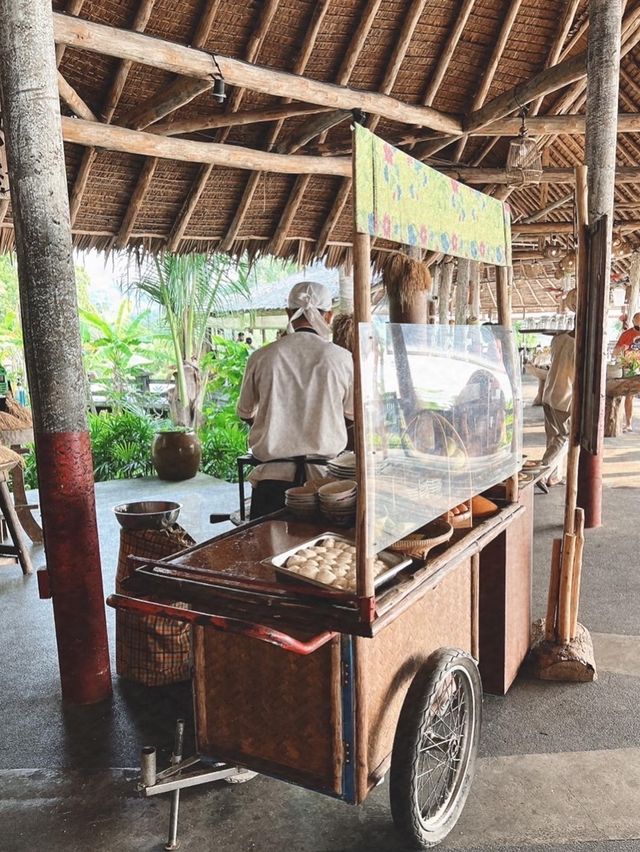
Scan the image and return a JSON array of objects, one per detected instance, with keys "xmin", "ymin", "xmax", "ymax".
[
  {"xmin": 199, "ymin": 413, "xmax": 248, "ymax": 482},
  {"xmin": 89, "ymin": 410, "xmax": 157, "ymax": 480}
]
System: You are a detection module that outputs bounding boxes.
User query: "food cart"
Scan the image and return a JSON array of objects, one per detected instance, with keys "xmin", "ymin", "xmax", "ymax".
[{"xmin": 108, "ymin": 126, "xmax": 524, "ymax": 850}]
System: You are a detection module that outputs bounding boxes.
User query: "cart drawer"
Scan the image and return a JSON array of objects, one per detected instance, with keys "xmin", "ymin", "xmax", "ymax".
[{"xmin": 193, "ymin": 627, "xmax": 343, "ymax": 794}]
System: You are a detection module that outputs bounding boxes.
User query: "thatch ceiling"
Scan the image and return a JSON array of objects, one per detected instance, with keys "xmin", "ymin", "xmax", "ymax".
[{"xmin": 1, "ymin": 0, "xmax": 639, "ymax": 311}]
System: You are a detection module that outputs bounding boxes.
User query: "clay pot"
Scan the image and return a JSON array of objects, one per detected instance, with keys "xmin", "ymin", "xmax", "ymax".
[{"xmin": 151, "ymin": 430, "xmax": 201, "ymax": 481}]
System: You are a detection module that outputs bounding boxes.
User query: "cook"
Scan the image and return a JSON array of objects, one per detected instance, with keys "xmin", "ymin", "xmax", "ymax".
[{"xmin": 237, "ymin": 281, "xmax": 354, "ymax": 519}]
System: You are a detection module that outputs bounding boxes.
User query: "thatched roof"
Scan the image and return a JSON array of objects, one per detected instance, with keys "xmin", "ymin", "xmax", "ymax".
[{"xmin": 2, "ymin": 1, "xmax": 639, "ymax": 311}]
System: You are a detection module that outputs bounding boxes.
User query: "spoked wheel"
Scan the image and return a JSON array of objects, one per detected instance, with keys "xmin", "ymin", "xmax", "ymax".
[{"xmin": 390, "ymin": 649, "xmax": 482, "ymax": 848}]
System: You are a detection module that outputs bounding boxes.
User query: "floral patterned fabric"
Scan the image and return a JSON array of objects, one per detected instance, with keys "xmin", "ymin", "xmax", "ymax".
[{"xmin": 354, "ymin": 125, "xmax": 511, "ymax": 266}]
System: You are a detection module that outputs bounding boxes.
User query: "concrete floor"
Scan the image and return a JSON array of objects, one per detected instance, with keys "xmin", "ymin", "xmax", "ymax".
[{"xmin": 1, "ymin": 381, "xmax": 639, "ymax": 851}]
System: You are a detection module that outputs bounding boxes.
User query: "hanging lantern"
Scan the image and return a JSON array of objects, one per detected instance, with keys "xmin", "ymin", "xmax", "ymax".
[
  {"xmin": 506, "ymin": 108, "xmax": 543, "ymax": 186},
  {"xmin": 543, "ymin": 239, "xmax": 562, "ymax": 260}
]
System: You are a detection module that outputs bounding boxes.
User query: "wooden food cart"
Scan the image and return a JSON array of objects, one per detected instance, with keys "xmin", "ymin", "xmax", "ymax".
[{"xmin": 108, "ymin": 128, "xmax": 525, "ymax": 850}]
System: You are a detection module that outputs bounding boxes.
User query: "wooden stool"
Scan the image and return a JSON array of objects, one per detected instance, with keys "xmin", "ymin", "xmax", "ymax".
[{"xmin": 0, "ymin": 462, "xmax": 33, "ymax": 575}]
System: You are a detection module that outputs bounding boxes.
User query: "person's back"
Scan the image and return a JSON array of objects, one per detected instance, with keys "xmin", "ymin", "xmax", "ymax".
[
  {"xmin": 237, "ymin": 331, "xmax": 352, "ymax": 462},
  {"xmin": 542, "ymin": 332, "xmax": 575, "ymax": 412}
]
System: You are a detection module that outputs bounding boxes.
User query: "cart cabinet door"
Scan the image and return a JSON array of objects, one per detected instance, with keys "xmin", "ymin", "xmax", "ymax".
[
  {"xmin": 193, "ymin": 627, "xmax": 344, "ymax": 795},
  {"xmin": 355, "ymin": 559, "xmax": 473, "ymax": 801}
]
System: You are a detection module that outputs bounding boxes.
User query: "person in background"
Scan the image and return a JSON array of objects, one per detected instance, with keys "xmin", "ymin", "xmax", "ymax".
[
  {"xmin": 236, "ymin": 331, "xmax": 245, "ymax": 343},
  {"xmin": 245, "ymin": 336, "xmax": 254, "ymax": 348},
  {"xmin": 237, "ymin": 281, "xmax": 353, "ymax": 519},
  {"xmin": 540, "ymin": 290, "xmax": 576, "ymax": 487},
  {"xmin": 613, "ymin": 310, "xmax": 640, "ymax": 432}
]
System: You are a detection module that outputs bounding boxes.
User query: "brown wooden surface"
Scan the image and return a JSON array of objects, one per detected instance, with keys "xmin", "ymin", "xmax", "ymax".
[
  {"xmin": 193, "ymin": 627, "xmax": 343, "ymax": 793},
  {"xmin": 356, "ymin": 558, "xmax": 472, "ymax": 801},
  {"xmin": 478, "ymin": 483, "xmax": 532, "ymax": 695},
  {"xmin": 9, "ymin": 452, "xmax": 43, "ymax": 544}
]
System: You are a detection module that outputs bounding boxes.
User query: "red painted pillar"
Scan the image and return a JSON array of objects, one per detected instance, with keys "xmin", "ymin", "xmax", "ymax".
[{"xmin": 0, "ymin": 0, "xmax": 111, "ymax": 703}]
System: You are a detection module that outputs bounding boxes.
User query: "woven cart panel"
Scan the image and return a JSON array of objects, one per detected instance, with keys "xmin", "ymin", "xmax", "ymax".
[
  {"xmin": 193, "ymin": 627, "xmax": 342, "ymax": 793},
  {"xmin": 115, "ymin": 525, "xmax": 195, "ymax": 687},
  {"xmin": 356, "ymin": 560, "xmax": 472, "ymax": 800}
]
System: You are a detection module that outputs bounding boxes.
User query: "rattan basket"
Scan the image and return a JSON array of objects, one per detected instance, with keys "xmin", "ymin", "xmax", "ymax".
[{"xmin": 388, "ymin": 519, "xmax": 454, "ymax": 560}]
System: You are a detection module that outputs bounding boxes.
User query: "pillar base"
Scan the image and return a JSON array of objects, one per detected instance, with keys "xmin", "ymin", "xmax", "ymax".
[{"xmin": 528, "ymin": 619, "xmax": 597, "ymax": 683}]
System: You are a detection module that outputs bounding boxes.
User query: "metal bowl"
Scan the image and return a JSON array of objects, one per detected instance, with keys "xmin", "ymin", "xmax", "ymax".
[{"xmin": 113, "ymin": 500, "xmax": 182, "ymax": 531}]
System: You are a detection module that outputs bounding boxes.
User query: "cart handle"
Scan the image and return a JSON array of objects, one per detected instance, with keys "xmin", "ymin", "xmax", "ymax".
[{"xmin": 106, "ymin": 594, "xmax": 338, "ymax": 655}]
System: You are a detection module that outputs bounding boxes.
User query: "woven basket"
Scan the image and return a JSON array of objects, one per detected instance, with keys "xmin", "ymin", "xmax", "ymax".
[{"xmin": 388, "ymin": 519, "xmax": 453, "ymax": 560}]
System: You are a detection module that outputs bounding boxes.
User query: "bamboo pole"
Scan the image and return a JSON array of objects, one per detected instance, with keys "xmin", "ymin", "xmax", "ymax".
[
  {"xmin": 455, "ymin": 259, "xmax": 471, "ymax": 325},
  {"xmin": 545, "ymin": 538, "xmax": 563, "ymax": 640},
  {"xmin": 570, "ymin": 507, "xmax": 586, "ymax": 639},
  {"xmin": 439, "ymin": 262, "xmax": 453, "ymax": 324},
  {"xmin": 352, "ymin": 231, "xmax": 374, "ymax": 603},
  {"xmin": 557, "ymin": 533, "xmax": 576, "ymax": 644}
]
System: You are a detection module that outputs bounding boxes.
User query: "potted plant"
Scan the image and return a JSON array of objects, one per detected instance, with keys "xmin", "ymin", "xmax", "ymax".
[{"xmin": 125, "ymin": 253, "xmax": 252, "ymax": 481}]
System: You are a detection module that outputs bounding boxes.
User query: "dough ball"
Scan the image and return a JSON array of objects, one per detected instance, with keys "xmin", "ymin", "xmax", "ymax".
[
  {"xmin": 287, "ymin": 555, "xmax": 304, "ymax": 567},
  {"xmin": 299, "ymin": 564, "xmax": 319, "ymax": 579},
  {"xmin": 314, "ymin": 546, "xmax": 327, "ymax": 554},
  {"xmin": 300, "ymin": 548, "xmax": 315, "ymax": 559},
  {"xmin": 324, "ymin": 538, "xmax": 336, "ymax": 549},
  {"xmin": 316, "ymin": 568, "xmax": 336, "ymax": 585},
  {"xmin": 305, "ymin": 560, "xmax": 319, "ymax": 571}
]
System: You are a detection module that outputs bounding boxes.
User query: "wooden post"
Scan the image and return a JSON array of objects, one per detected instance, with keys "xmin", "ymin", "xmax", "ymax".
[
  {"xmin": 628, "ymin": 253, "xmax": 640, "ymax": 318},
  {"xmin": 565, "ymin": 166, "xmax": 588, "ymax": 536},
  {"xmin": 0, "ymin": 0, "xmax": 111, "ymax": 704},
  {"xmin": 578, "ymin": 0, "xmax": 623, "ymax": 529},
  {"xmin": 352, "ymin": 231, "xmax": 375, "ymax": 606},
  {"xmin": 469, "ymin": 261, "xmax": 481, "ymax": 322},
  {"xmin": 495, "ymin": 265, "xmax": 512, "ymax": 326},
  {"xmin": 439, "ymin": 261, "xmax": 453, "ymax": 324},
  {"xmin": 455, "ymin": 258, "xmax": 471, "ymax": 324}
]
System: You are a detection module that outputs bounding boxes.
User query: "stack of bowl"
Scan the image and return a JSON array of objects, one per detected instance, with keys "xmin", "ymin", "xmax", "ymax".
[
  {"xmin": 284, "ymin": 484, "xmax": 318, "ymax": 520},
  {"xmin": 318, "ymin": 480, "xmax": 357, "ymax": 527},
  {"xmin": 327, "ymin": 452, "xmax": 357, "ymax": 480}
]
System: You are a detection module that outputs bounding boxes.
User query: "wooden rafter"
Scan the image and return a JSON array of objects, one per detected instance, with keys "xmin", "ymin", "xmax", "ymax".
[
  {"xmin": 520, "ymin": 192, "xmax": 574, "ymax": 224},
  {"xmin": 214, "ymin": 1, "xmax": 332, "ymax": 254},
  {"xmin": 57, "ymin": 71, "xmax": 98, "ymax": 121},
  {"xmin": 151, "ymin": 103, "xmax": 331, "ymax": 136},
  {"xmin": 315, "ymin": 0, "xmax": 427, "ymax": 257},
  {"xmin": 170, "ymin": 0, "xmax": 281, "ymax": 252},
  {"xmin": 53, "ymin": 11, "xmax": 463, "ymax": 134},
  {"xmin": 421, "ymin": 0, "xmax": 476, "ymax": 109},
  {"xmin": 55, "ymin": 0, "xmax": 86, "ymax": 66},
  {"xmin": 68, "ymin": 0, "xmax": 157, "ymax": 227},
  {"xmin": 269, "ymin": 0, "xmax": 385, "ymax": 257},
  {"xmin": 126, "ymin": 75, "xmax": 214, "ymax": 131},
  {"xmin": 277, "ymin": 110, "xmax": 351, "ymax": 155},
  {"xmin": 118, "ymin": 0, "xmax": 221, "ymax": 250},
  {"xmin": 453, "ymin": 0, "xmax": 523, "ymax": 162}
]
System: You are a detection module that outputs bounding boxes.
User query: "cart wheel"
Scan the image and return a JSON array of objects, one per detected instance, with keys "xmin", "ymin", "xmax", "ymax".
[{"xmin": 389, "ymin": 649, "xmax": 481, "ymax": 849}]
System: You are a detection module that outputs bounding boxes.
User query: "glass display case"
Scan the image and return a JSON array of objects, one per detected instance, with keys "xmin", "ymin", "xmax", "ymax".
[{"xmin": 359, "ymin": 321, "xmax": 522, "ymax": 555}]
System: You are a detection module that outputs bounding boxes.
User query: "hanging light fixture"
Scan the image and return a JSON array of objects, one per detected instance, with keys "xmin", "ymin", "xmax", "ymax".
[
  {"xmin": 506, "ymin": 106, "xmax": 543, "ymax": 186},
  {"xmin": 211, "ymin": 54, "xmax": 226, "ymax": 104},
  {"xmin": 543, "ymin": 238, "xmax": 562, "ymax": 260}
]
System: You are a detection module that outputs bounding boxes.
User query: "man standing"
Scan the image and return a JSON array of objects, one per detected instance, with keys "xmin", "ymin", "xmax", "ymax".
[
  {"xmin": 237, "ymin": 281, "xmax": 353, "ymax": 519},
  {"xmin": 613, "ymin": 311, "xmax": 640, "ymax": 432}
]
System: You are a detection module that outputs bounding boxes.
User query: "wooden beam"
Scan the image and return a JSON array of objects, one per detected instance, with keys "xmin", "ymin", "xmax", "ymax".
[
  {"xmin": 520, "ymin": 192, "xmax": 574, "ymax": 223},
  {"xmin": 269, "ymin": 175, "xmax": 311, "ymax": 255},
  {"xmin": 277, "ymin": 110, "xmax": 351, "ymax": 154},
  {"xmin": 67, "ymin": 0, "xmax": 157, "ymax": 226},
  {"xmin": 421, "ymin": 0, "xmax": 476, "ymax": 108},
  {"xmin": 315, "ymin": 0, "xmax": 427, "ymax": 256},
  {"xmin": 126, "ymin": 75, "xmax": 214, "ymax": 130},
  {"xmin": 57, "ymin": 71, "xmax": 98, "ymax": 121},
  {"xmin": 115, "ymin": 157, "xmax": 157, "ymax": 248},
  {"xmin": 152, "ymin": 103, "xmax": 331, "ymax": 136},
  {"xmin": 61, "ymin": 116, "xmax": 352, "ymax": 176},
  {"xmin": 531, "ymin": 0, "xmax": 581, "ymax": 115},
  {"xmin": 120, "ymin": 0, "xmax": 220, "ymax": 250},
  {"xmin": 166, "ymin": 163, "xmax": 211, "ymax": 252},
  {"xmin": 453, "ymin": 0, "xmax": 524, "ymax": 162},
  {"xmin": 55, "ymin": 0, "xmax": 85, "ymax": 66},
  {"xmin": 197, "ymin": 2, "xmax": 333, "ymax": 255},
  {"xmin": 52, "ymin": 12, "xmax": 463, "ymax": 134}
]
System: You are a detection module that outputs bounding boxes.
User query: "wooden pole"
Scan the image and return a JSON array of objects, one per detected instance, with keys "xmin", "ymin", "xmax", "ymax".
[
  {"xmin": 570, "ymin": 507, "xmax": 586, "ymax": 639},
  {"xmin": 352, "ymin": 231, "xmax": 375, "ymax": 606},
  {"xmin": 439, "ymin": 261, "xmax": 453, "ymax": 324},
  {"xmin": 455, "ymin": 258, "xmax": 471, "ymax": 324},
  {"xmin": 564, "ymin": 166, "xmax": 588, "ymax": 536},
  {"xmin": 495, "ymin": 266, "xmax": 512, "ymax": 326},
  {"xmin": 469, "ymin": 262, "xmax": 480, "ymax": 321},
  {"xmin": 578, "ymin": 0, "xmax": 623, "ymax": 529},
  {"xmin": 0, "ymin": 0, "xmax": 111, "ymax": 704},
  {"xmin": 545, "ymin": 537, "xmax": 563, "ymax": 640}
]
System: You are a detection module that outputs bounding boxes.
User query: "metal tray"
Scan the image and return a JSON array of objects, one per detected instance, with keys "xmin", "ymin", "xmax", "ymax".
[{"xmin": 268, "ymin": 533, "xmax": 412, "ymax": 592}]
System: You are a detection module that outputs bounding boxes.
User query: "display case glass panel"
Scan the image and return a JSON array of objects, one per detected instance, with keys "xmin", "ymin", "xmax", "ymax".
[{"xmin": 358, "ymin": 321, "xmax": 522, "ymax": 556}]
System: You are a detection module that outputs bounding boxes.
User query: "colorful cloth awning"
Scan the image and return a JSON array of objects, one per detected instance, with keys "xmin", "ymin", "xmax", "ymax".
[{"xmin": 354, "ymin": 125, "xmax": 512, "ymax": 267}]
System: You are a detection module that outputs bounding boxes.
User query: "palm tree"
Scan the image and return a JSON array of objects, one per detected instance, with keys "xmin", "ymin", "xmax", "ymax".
[{"xmin": 125, "ymin": 253, "xmax": 252, "ymax": 429}]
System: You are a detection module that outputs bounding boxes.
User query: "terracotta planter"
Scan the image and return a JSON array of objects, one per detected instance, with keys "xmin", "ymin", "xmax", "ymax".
[{"xmin": 152, "ymin": 430, "xmax": 201, "ymax": 481}]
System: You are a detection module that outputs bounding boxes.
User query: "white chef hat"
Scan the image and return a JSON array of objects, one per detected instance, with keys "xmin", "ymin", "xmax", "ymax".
[{"xmin": 286, "ymin": 281, "xmax": 333, "ymax": 339}]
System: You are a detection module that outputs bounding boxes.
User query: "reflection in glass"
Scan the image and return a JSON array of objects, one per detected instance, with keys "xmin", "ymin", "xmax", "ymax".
[{"xmin": 359, "ymin": 322, "xmax": 522, "ymax": 555}]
